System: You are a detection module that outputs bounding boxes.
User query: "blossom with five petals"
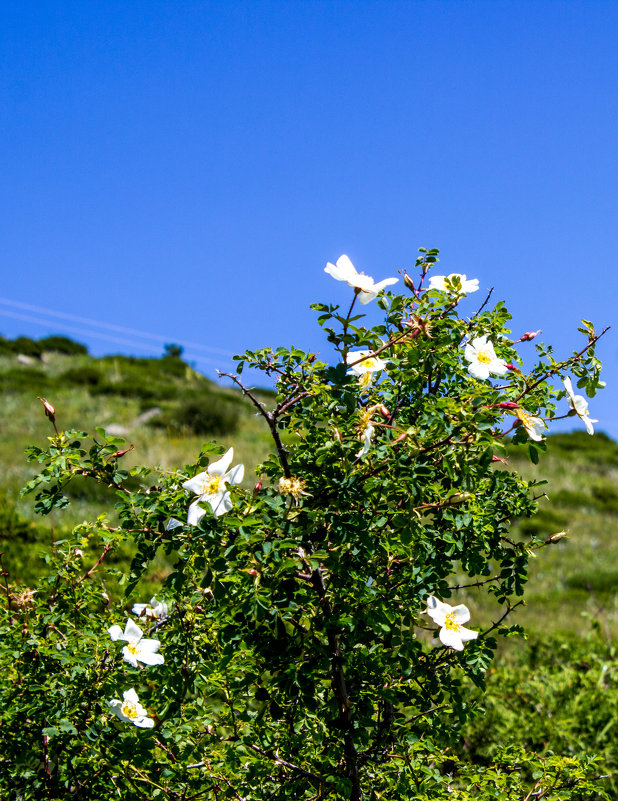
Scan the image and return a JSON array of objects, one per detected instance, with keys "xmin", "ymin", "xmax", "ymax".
[
  {"xmin": 325, "ymin": 255, "xmax": 398, "ymax": 304},
  {"xmin": 132, "ymin": 596, "xmax": 168, "ymax": 622},
  {"xmin": 109, "ymin": 688, "xmax": 154, "ymax": 728},
  {"xmin": 345, "ymin": 350, "xmax": 387, "ymax": 389},
  {"xmin": 428, "ymin": 273, "xmax": 479, "ymax": 294},
  {"xmin": 464, "ymin": 336, "xmax": 508, "ymax": 380},
  {"xmin": 515, "ymin": 408, "xmax": 547, "ymax": 442},
  {"xmin": 425, "ymin": 596, "xmax": 478, "ymax": 651},
  {"xmin": 108, "ymin": 619, "xmax": 165, "ymax": 668},
  {"xmin": 563, "ymin": 377, "xmax": 597, "ymax": 435},
  {"xmin": 182, "ymin": 448, "xmax": 244, "ymax": 524}
]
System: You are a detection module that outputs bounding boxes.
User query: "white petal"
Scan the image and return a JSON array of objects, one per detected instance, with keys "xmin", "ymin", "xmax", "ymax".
[
  {"xmin": 372, "ymin": 277, "xmax": 399, "ymax": 292},
  {"xmin": 489, "ymin": 358, "xmax": 508, "ymax": 376},
  {"xmin": 187, "ymin": 500, "xmax": 207, "ymax": 526},
  {"xmin": 449, "ymin": 604, "xmax": 471, "ymax": 624},
  {"xmin": 137, "ymin": 637, "xmax": 161, "ymax": 654},
  {"xmin": 182, "ymin": 472, "xmax": 208, "ymax": 495},
  {"xmin": 137, "ymin": 650, "xmax": 165, "ymax": 667},
  {"xmin": 124, "ymin": 688, "xmax": 139, "ymax": 704},
  {"xmin": 584, "ymin": 416, "xmax": 595, "ymax": 435},
  {"xmin": 226, "ymin": 463, "xmax": 244, "ymax": 485},
  {"xmin": 325, "ymin": 254, "xmax": 357, "ymax": 282},
  {"xmin": 131, "ymin": 604, "xmax": 148, "ymax": 616},
  {"xmin": 458, "ymin": 626, "xmax": 479, "ymax": 643},
  {"xmin": 210, "ymin": 491, "xmax": 233, "ymax": 517},
  {"xmin": 425, "ymin": 596, "xmax": 451, "ymax": 626},
  {"xmin": 357, "ymin": 289, "xmax": 378, "ymax": 304},
  {"xmin": 467, "ymin": 362, "xmax": 490, "ymax": 380},
  {"xmin": 438, "ymin": 627, "xmax": 464, "ymax": 651},
  {"xmin": 563, "ymin": 376, "xmax": 575, "ymax": 401},
  {"xmin": 428, "ymin": 275, "xmax": 447, "ymax": 290},
  {"xmin": 108, "ymin": 624, "xmax": 125, "ymax": 641},
  {"xmin": 122, "ymin": 647, "xmax": 139, "ymax": 668},
  {"xmin": 124, "ymin": 619, "xmax": 143, "ymax": 641},
  {"xmin": 356, "ymin": 424, "xmax": 374, "ymax": 457},
  {"xmin": 209, "ymin": 448, "xmax": 234, "ymax": 477},
  {"xmin": 134, "ymin": 715, "xmax": 155, "ymax": 728}
]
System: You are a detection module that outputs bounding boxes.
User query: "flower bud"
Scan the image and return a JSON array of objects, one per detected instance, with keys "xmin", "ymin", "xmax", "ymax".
[
  {"xmin": 403, "ymin": 273, "xmax": 415, "ymax": 292},
  {"xmin": 497, "ymin": 402, "xmax": 518, "ymax": 409},
  {"xmin": 37, "ymin": 396, "xmax": 55, "ymax": 422},
  {"xmin": 545, "ymin": 531, "xmax": 567, "ymax": 543},
  {"xmin": 521, "ymin": 330, "xmax": 542, "ymax": 342},
  {"xmin": 253, "ymin": 479, "xmax": 262, "ymax": 492},
  {"xmin": 505, "ymin": 363, "xmax": 520, "ymax": 371},
  {"xmin": 491, "ymin": 455, "xmax": 507, "ymax": 463},
  {"xmin": 379, "ymin": 405, "xmax": 390, "ymax": 418},
  {"xmin": 446, "ymin": 492, "xmax": 473, "ymax": 505}
]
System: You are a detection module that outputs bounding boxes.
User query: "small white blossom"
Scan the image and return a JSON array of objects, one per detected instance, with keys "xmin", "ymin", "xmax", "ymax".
[
  {"xmin": 345, "ymin": 350, "xmax": 387, "ymax": 389},
  {"xmin": 108, "ymin": 619, "xmax": 164, "ymax": 668},
  {"xmin": 182, "ymin": 448, "xmax": 244, "ymax": 524},
  {"xmin": 109, "ymin": 688, "xmax": 154, "ymax": 728},
  {"xmin": 515, "ymin": 409, "xmax": 547, "ymax": 442},
  {"xmin": 425, "ymin": 596, "xmax": 478, "ymax": 651},
  {"xmin": 464, "ymin": 336, "xmax": 508, "ymax": 380},
  {"xmin": 428, "ymin": 273, "xmax": 479, "ymax": 294},
  {"xmin": 132, "ymin": 596, "xmax": 168, "ymax": 622},
  {"xmin": 325, "ymin": 255, "xmax": 398, "ymax": 304},
  {"xmin": 563, "ymin": 377, "xmax": 597, "ymax": 435}
]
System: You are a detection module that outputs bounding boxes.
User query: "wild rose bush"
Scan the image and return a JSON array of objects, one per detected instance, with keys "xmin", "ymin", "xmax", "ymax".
[{"xmin": 0, "ymin": 248, "xmax": 610, "ymax": 800}]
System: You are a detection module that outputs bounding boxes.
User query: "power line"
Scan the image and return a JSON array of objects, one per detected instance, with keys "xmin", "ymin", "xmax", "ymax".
[
  {"xmin": 0, "ymin": 308, "xmax": 233, "ymax": 369},
  {"xmin": 0, "ymin": 296, "xmax": 234, "ymax": 357}
]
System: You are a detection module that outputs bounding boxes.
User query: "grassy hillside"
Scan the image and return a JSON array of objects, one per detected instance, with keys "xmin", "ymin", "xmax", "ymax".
[{"xmin": 1, "ymin": 334, "xmax": 618, "ymax": 639}]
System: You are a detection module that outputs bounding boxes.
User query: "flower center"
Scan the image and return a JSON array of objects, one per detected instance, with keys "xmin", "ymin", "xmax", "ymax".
[
  {"xmin": 476, "ymin": 351, "xmax": 492, "ymax": 364},
  {"xmin": 121, "ymin": 701, "xmax": 138, "ymax": 719},
  {"xmin": 516, "ymin": 409, "xmax": 534, "ymax": 427},
  {"xmin": 127, "ymin": 642, "xmax": 139, "ymax": 655},
  {"xmin": 358, "ymin": 372, "xmax": 373, "ymax": 389},
  {"xmin": 200, "ymin": 475, "xmax": 222, "ymax": 495},
  {"xmin": 353, "ymin": 273, "xmax": 375, "ymax": 292},
  {"xmin": 279, "ymin": 476, "xmax": 307, "ymax": 499},
  {"xmin": 443, "ymin": 612, "xmax": 461, "ymax": 632}
]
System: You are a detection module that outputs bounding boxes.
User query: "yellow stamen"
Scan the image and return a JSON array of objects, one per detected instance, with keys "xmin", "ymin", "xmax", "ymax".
[
  {"xmin": 121, "ymin": 701, "xmax": 138, "ymax": 719},
  {"xmin": 200, "ymin": 475, "xmax": 222, "ymax": 495},
  {"xmin": 476, "ymin": 351, "xmax": 492, "ymax": 364},
  {"xmin": 443, "ymin": 612, "xmax": 462, "ymax": 632},
  {"xmin": 127, "ymin": 643, "xmax": 139, "ymax": 655}
]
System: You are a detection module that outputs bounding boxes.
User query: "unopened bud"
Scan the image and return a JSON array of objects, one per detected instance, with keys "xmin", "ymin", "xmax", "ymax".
[
  {"xmin": 307, "ymin": 353, "xmax": 315, "ymax": 363},
  {"xmin": 247, "ymin": 568, "xmax": 259, "ymax": 576},
  {"xmin": 498, "ymin": 402, "xmax": 518, "ymax": 409},
  {"xmin": 505, "ymin": 363, "xmax": 519, "ymax": 372},
  {"xmin": 446, "ymin": 492, "xmax": 473, "ymax": 505},
  {"xmin": 392, "ymin": 432, "xmax": 407, "ymax": 446},
  {"xmin": 403, "ymin": 273, "xmax": 415, "ymax": 292},
  {"xmin": 379, "ymin": 405, "xmax": 390, "ymax": 419},
  {"xmin": 491, "ymin": 455, "xmax": 507, "ymax": 463},
  {"xmin": 521, "ymin": 330, "xmax": 542, "ymax": 342},
  {"xmin": 545, "ymin": 531, "xmax": 567, "ymax": 544},
  {"xmin": 253, "ymin": 479, "xmax": 262, "ymax": 492},
  {"xmin": 37, "ymin": 396, "xmax": 55, "ymax": 422},
  {"xmin": 332, "ymin": 427, "xmax": 342, "ymax": 442}
]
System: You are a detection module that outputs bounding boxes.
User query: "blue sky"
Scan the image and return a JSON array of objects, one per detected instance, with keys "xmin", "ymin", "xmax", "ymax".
[{"xmin": 1, "ymin": 1, "xmax": 616, "ymax": 435}]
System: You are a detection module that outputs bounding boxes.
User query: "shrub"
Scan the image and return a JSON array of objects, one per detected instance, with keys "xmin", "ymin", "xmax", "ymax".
[
  {"xmin": 0, "ymin": 248, "xmax": 609, "ymax": 800},
  {"xmin": 39, "ymin": 335, "xmax": 89, "ymax": 355},
  {"xmin": 60, "ymin": 366, "xmax": 103, "ymax": 387}
]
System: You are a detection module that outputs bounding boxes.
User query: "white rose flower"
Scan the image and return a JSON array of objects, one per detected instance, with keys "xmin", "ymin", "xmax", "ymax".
[
  {"xmin": 108, "ymin": 619, "xmax": 164, "ymax": 668},
  {"xmin": 109, "ymin": 688, "xmax": 154, "ymax": 728},
  {"xmin": 428, "ymin": 273, "xmax": 479, "ymax": 294},
  {"xmin": 182, "ymin": 448, "xmax": 244, "ymax": 524},
  {"xmin": 325, "ymin": 255, "xmax": 398, "ymax": 304},
  {"xmin": 425, "ymin": 596, "xmax": 478, "ymax": 651},
  {"xmin": 464, "ymin": 336, "xmax": 508, "ymax": 380},
  {"xmin": 563, "ymin": 377, "xmax": 598, "ymax": 435}
]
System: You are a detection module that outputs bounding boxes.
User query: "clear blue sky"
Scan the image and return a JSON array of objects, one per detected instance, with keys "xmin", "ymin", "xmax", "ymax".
[{"xmin": 1, "ymin": 1, "xmax": 616, "ymax": 435}]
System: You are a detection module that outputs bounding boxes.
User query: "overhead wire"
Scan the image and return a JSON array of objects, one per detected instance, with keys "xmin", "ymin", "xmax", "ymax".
[
  {"xmin": 0, "ymin": 307, "xmax": 233, "ymax": 370},
  {"xmin": 0, "ymin": 297, "xmax": 234, "ymax": 357}
]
